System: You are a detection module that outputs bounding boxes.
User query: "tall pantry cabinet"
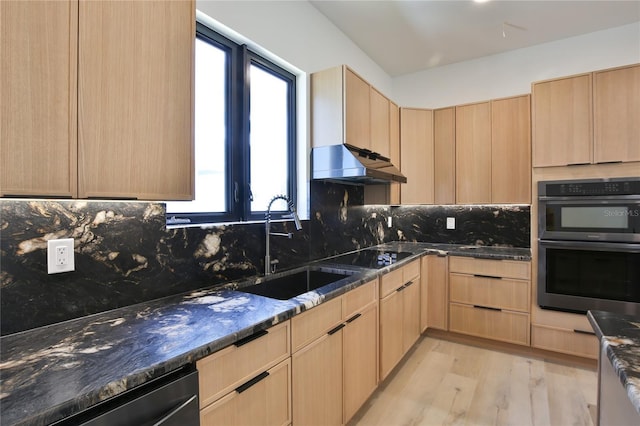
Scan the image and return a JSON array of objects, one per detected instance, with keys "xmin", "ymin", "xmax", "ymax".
[{"xmin": 1, "ymin": 0, "xmax": 195, "ymax": 200}]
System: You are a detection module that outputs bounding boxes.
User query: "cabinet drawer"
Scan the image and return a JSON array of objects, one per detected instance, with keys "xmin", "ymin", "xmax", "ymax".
[
  {"xmin": 449, "ymin": 303, "xmax": 530, "ymax": 346},
  {"xmin": 380, "ymin": 259, "xmax": 420, "ymax": 298},
  {"xmin": 531, "ymin": 324, "xmax": 598, "ymax": 359},
  {"xmin": 291, "ymin": 296, "xmax": 342, "ymax": 352},
  {"xmin": 200, "ymin": 358, "xmax": 291, "ymax": 426},
  {"xmin": 449, "ymin": 256, "xmax": 530, "ymax": 280},
  {"xmin": 197, "ymin": 320, "xmax": 290, "ymax": 407},
  {"xmin": 380, "ymin": 267, "xmax": 403, "ymax": 298},
  {"xmin": 403, "ymin": 259, "xmax": 421, "ymax": 282},
  {"xmin": 344, "ymin": 279, "xmax": 377, "ymax": 318},
  {"xmin": 449, "ymin": 273, "xmax": 529, "ymax": 312}
]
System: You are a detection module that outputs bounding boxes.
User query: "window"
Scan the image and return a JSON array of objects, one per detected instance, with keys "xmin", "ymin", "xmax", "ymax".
[{"xmin": 166, "ymin": 22, "xmax": 297, "ymax": 225}]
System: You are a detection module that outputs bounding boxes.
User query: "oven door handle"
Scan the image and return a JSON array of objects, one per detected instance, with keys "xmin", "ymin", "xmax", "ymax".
[{"xmin": 539, "ymin": 239, "xmax": 640, "ymax": 252}]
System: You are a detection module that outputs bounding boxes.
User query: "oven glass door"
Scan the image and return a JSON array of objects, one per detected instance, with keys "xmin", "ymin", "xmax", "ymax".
[
  {"xmin": 540, "ymin": 199, "xmax": 640, "ymax": 242},
  {"xmin": 538, "ymin": 240, "xmax": 640, "ymax": 315}
]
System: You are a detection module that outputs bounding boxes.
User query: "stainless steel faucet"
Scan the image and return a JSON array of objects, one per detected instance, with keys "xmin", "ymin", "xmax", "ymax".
[{"xmin": 265, "ymin": 194, "xmax": 302, "ymax": 275}]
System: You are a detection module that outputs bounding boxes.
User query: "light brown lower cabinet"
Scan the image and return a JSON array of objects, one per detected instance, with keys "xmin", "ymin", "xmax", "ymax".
[
  {"xmin": 292, "ymin": 279, "xmax": 379, "ymax": 425},
  {"xmin": 448, "ymin": 256, "xmax": 531, "ymax": 346},
  {"xmin": 197, "ymin": 320, "xmax": 291, "ymax": 425},
  {"xmin": 530, "ymin": 305, "xmax": 598, "ymax": 359},
  {"xmin": 292, "ymin": 326, "xmax": 343, "ymax": 426},
  {"xmin": 200, "ymin": 358, "xmax": 291, "ymax": 426},
  {"xmin": 421, "ymin": 254, "xmax": 448, "ymax": 332},
  {"xmin": 379, "ymin": 260, "xmax": 421, "ymax": 380}
]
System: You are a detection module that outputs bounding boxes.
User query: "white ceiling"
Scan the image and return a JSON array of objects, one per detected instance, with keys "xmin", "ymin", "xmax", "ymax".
[{"xmin": 309, "ymin": 0, "xmax": 640, "ymax": 77}]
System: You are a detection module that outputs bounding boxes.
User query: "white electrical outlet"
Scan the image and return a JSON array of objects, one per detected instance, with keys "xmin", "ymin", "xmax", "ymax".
[
  {"xmin": 387, "ymin": 216, "xmax": 393, "ymax": 228},
  {"xmin": 48, "ymin": 238, "xmax": 75, "ymax": 274},
  {"xmin": 446, "ymin": 217, "xmax": 456, "ymax": 230}
]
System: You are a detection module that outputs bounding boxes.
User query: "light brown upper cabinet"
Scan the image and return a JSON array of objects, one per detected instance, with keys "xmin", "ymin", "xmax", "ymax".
[
  {"xmin": 593, "ymin": 64, "xmax": 640, "ymax": 163},
  {"xmin": 389, "ymin": 102, "xmax": 401, "ymax": 204},
  {"xmin": 491, "ymin": 95, "xmax": 531, "ymax": 203},
  {"xmin": 533, "ymin": 64, "xmax": 640, "ymax": 167},
  {"xmin": 312, "ymin": 65, "xmax": 371, "ymax": 150},
  {"xmin": 1, "ymin": 0, "xmax": 194, "ymax": 200},
  {"xmin": 400, "ymin": 108, "xmax": 434, "ymax": 204},
  {"xmin": 78, "ymin": 1, "xmax": 194, "ymax": 200},
  {"xmin": 456, "ymin": 95, "xmax": 531, "ymax": 204},
  {"xmin": 1, "ymin": 1, "xmax": 78, "ymax": 197},
  {"xmin": 370, "ymin": 87, "xmax": 391, "ymax": 157},
  {"xmin": 433, "ymin": 107, "xmax": 456, "ymax": 205},
  {"xmin": 531, "ymin": 73, "xmax": 592, "ymax": 167},
  {"xmin": 455, "ymin": 101, "xmax": 492, "ymax": 203}
]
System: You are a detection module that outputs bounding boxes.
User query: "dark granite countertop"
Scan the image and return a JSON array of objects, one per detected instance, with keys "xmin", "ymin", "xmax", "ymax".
[
  {"xmin": 588, "ymin": 310, "xmax": 640, "ymax": 415},
  {"xmin": 0, "ymin": 243, "xmax": 529, "ymax": 425}
]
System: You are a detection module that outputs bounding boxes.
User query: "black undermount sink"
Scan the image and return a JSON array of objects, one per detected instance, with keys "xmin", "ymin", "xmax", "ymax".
[{"xmin": 238, "ymin": 268, "xmax": 353, "ymax": 300}]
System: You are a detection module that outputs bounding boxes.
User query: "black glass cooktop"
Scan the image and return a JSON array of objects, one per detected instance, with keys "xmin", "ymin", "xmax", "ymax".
[{"xmin": 324, "ymin": 249, "xmax": 414, "ymax": 269}]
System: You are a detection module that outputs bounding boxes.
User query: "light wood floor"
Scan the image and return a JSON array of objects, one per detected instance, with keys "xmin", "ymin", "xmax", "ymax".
[{"xmin": 349, "ymin": 335, "xmax": 598, "ymax": 426}]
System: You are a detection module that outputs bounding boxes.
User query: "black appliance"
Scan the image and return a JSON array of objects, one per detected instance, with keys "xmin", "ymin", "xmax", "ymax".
[
  {"xmin": 537, "ymin": 177, "xmax": 640, "ymax": 315},
  {"xmin": 324, "ymin": 249, "xmax": 413, "ymax": 269},
  {"xmin": 53, "ymin": 365, "xmax": 199, "ymax": 426}
]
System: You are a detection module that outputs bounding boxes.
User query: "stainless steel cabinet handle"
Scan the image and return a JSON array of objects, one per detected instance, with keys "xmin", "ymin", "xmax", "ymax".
[{"xmin": 152, "ymin": 394, "xmax": 198, "ymax": 426}]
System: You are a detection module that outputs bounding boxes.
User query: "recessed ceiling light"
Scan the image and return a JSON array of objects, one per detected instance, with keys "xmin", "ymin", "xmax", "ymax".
[{"xmin": 473, "ymin": 0, "xmax": 491, "ymax": 3}]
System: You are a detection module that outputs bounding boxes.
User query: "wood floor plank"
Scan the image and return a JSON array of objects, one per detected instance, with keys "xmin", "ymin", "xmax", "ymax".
[{"xmin": 350, "ymin": 336, "xmax": 597, "ymax": 426}]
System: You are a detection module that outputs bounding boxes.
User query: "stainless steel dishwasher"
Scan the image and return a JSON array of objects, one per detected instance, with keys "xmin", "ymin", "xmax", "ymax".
[{"xmin": 52, "ymin": 365, "xmax": 199, "ymax": 426}]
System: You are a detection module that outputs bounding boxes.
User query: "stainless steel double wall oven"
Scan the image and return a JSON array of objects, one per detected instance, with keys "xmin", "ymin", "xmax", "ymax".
[{"xmin": 537, "ymin": 177, "xmax": 640, "ymax": 316}]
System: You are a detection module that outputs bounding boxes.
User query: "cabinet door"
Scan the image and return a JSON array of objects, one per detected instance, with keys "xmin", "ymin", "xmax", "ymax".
[
  {"xmin": 1, "ymin": 0, "xmax": 77, "ymax": 197},
  {"xmin": 402, "ymin": 280, "xmax": 421, "ymax": 352},
  {"xmin": 532, "ymin": 74, "xmax": 592, "ymax": 167},
  {"xmin": 292, "ymin": 331, "xmax": 343, "ymax": 426},
  {"xmin": 455, "ymin": 101, "xmax": 491, "ymax": 203},
  {"xmin": 78, "ymin": 0, "xmax": 194, "ymax": 200},
  {"xmin": 400, "ymin": 108, "xmax": 434, "ymax": 204},
  {"xmin": 345, "ymin": 67, "xmax": 371, "ymax": 150},
  {"xmin": 370, "ymin": 87, "xmax": 390, "ymax": 157},
  {"xmin": 434, "ymin": 107, "xmax": 456, "ymax": 204},
  {"xmin": 491, "ymin": 95, "xmax": 531, "ymax": 203},
  {"xmin": 594, "ymin": 64, "xmax": 640, "ymax": 163},
  {"xmin": 200, "ymin": 359, "xmax": 291, "ymax": 426},
  {"xmin": 389, "ymin": 101, "xmax": 401, "ymax": 204},
  {"xmin": 422, "ymin": 255, "xmax": 448, "ymax": 332},
  {"xmin": 343, "ymin": 302, "xmax": 378, "ymax": 423},
  {"xmin": 379, "ymin": 289, "xmax": 404, "ymax": 380}
]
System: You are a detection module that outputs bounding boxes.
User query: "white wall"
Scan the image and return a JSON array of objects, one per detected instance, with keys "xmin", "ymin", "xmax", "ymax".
[
  {"xmin": 195, "ymin": 0, "xmax": 393, "ymax": 95},
  {"xmin": 393, "ymin": 21, "xmax": 640, "ymax": 109}
]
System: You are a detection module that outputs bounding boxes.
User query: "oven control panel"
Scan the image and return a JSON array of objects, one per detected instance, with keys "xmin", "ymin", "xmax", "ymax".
[{"xmin": 541, "ymin": 178, "xmax": 640, "ymax": 197}]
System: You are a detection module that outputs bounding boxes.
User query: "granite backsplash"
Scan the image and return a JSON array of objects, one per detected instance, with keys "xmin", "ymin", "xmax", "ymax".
[{"xmin": 1, "ymin": 181, "xmax": 530, "ymax": 335}]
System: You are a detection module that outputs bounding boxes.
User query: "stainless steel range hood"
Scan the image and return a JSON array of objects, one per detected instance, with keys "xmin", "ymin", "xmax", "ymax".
[{"xmin": 311, "ymin": 144, "xmax": 407, "ymax": 185}]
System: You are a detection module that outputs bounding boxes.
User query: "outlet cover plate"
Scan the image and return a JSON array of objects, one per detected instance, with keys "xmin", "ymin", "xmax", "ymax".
[
  {"xmin": 47, "ymin": 238, "xmax": 75, "ymax": 274},
  {"xmin": 446, "ymin": 217, "xmax": 456, "ymax": 230}
]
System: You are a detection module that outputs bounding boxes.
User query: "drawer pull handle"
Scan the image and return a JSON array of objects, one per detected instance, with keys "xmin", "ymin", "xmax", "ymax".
[
  {"xmin": 404, "ymin": 280, "xmax": 415, "ymax": 287},
  {"xmin": 328, "ymin": 323, "xmax": 346, "ymax": 335},
  {"xmin": 473, "ymin": 305, "xmax": 501, "ymax": 311},
  {"xmin": 234, "ymin": 329, "xmax": 268, "ymax": 347},
  {"xmin": 346, "ymin": 313, "xmax": 362, "ymax": 323},
  {"xmin": 573, "ymin": 329, "xmax": 596, "ymax": 336},
  {"xmin": 473, "ymin": 274, "xmax": 502, "ymax": 280},
  {"xmin": 236, "ymin": 371, "xmax": 270, "ymax": 393},
  {"xmin": 396, "ymin": 285, "xmax": 406, "ymax": 292}
]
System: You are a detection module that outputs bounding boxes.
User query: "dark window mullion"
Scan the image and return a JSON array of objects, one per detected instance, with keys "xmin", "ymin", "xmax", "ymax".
[
  {"xmin": 228, "ymin": 44, "xmax": 247, "ymax": 221},
  {"xmin": 239, "ymin": 45, "xmax": 252, "ymax": 222}
]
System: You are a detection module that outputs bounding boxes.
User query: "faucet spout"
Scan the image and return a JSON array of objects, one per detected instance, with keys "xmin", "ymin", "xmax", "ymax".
[{"xmin": 265, "ymin": 194, "xmax": 302, "ymax": 275}]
